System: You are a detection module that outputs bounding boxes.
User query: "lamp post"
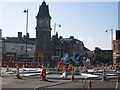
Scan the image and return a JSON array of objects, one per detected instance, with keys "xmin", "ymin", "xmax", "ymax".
[
  {"xmin": 106, "ymin": 28, "xmax": 113, "ymax": 50},
  {"xmin": 54, "ymin": 23, "xmax": 61, "ymax": 35},
  {"xmin": 23, "ymin": 9, "xmax": 28, "ymax": 56},
  {"xmin": 106, "ymin": 28, "xmax": 113, "ymax": 64}
]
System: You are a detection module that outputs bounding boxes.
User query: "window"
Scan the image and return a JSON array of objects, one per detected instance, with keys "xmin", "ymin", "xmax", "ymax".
[
  {"xmin": 21, "ymin": 46, "xmax": 24, "ymax": 51},
  {"xmin": 27, "ymin": 46, "xmax": 33, "ymax": 51},
  {"xmin": 11, "ymin": 45, "xmax": 18, "ymax": 51}
]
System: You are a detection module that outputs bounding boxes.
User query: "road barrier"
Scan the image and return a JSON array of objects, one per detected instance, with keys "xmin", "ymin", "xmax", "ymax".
[
  {"xmin": 102, "ymin": 67, "xmax": 107, "ymax": 81},
  {"xmin": 16, "ymin": 63, "xmax": 22, "ymax": 79}
]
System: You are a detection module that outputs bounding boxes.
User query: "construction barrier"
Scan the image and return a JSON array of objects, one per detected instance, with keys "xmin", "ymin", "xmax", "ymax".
[
  {"xmin": 2, "ymin": 61, "xmax": 42, "ymax": 68},
  {"xmin": 102, "ymin": 67, "xmax": 107, "ymax": 81},
  {"xmin": 70, "ymin": 67, "xmax": 75, "ymax": 81},
  {"xmin": 16, "ymin": 63, "xmax": 22, "ymax": 79}
]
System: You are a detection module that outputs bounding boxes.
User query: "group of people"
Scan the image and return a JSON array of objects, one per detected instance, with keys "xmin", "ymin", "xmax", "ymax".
[{"xmin": 57, "ymin": 59, "xmax": 74, "ymax": 72}]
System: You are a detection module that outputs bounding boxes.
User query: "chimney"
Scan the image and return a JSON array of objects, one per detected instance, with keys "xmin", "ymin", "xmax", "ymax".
[
  {"xmin": 26, "ymin": 33, "xmax": 29, "ymax": 38},
  {"xmin": 70, "ymin": 36, "xmax": 74, "ymax": 39},
  {"xmin": 18, "ymin": 32, "xmax": 22, "ymax": 38}
]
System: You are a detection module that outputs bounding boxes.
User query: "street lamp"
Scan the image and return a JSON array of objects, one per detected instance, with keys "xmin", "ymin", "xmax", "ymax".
[
  {"xmin": 23, "ymin": 9, "xmax": 28, "ymax": 56},
  {"xmin": 54, "ymin": 23, "xmax": 61, "ymax": 35},
  {"xmin": 106, "ymin": 28, "xmax": 113, "ymax": 65},
  {"xmin": 106, "ymin": 28, "xmax": 113, "ymax": 50}
]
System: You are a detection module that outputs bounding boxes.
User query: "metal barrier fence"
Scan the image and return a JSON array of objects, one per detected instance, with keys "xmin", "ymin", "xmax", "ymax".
[
  {"xmin": 34, "ymin": 79, "xmax": 94, "ymax": 90},
  {"xmin": 34, "ymin": 78, "xmax": 118, "ymax": 90},
  {"xmin": 2, "ymin": 61, "xmax": 41, "ymax": 68}
]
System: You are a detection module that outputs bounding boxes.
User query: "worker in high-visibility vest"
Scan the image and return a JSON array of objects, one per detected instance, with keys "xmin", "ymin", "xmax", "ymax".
[
  {"xmin": 57, "ymin": 59, "xmax": 65, "ymax": 72},
  {"xmin": 68, "ymin": 64, "xmax": 75, "ymax": 80},
  {"xmin": 68, "ymin": 64, "xmax": 73, "ymax": 71}
]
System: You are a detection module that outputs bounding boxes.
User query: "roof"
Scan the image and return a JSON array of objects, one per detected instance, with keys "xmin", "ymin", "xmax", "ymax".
[
  {"xmin": 36, "ymin": 1, "xmax": 51, "ymax": 18},
  {"xmin": 4, "ymin": 37, "xmax": 35, "ymax": 45},
  {"xmin": 60, "ymin": 38, "xmax": 84, "ymax": 45}
]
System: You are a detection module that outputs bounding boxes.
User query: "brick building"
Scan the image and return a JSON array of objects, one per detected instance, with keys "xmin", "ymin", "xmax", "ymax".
[
  {"xmin": 51, "ymin": 33, "xmax": 89, "ymax": 66},
  {"xmin": 93, "ymin": 47, "xmax": 113, "ymax": 65},
  {"xmin": 113, "ymin": 30, "xmax": 120, "ymax": 65}
]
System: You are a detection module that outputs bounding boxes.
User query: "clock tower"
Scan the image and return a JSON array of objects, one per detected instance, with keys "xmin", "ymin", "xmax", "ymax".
[{"xmin": 35, "ymin": 1, "xmax": 52, "ymax": 67}]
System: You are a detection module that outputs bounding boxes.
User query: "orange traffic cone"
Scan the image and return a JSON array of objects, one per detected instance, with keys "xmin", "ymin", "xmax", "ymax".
[
  {"xmin": 16, "ymin": 63, "xmax": 22, "ymax": 79},
  {"xmin": 6, "ymin": 64, "xmax": 9, "ymax": 72},
  {"xmin": 102, "ymin": 68, "xmax": 107, "ymax": 81},
  {"xmin": 40, "ymin": 67, "xmax": 47, "ymax": 81},
  {"xmin": 70, "ymin": 67, "xmax": 75, "ymax": 81},
  {"xmin": 70, "ymin": 75, "xmax": 75, "ymax": 81},
  {"xmin": 88, "ymin": 80, "xmax": 93, "ymax": 88}
]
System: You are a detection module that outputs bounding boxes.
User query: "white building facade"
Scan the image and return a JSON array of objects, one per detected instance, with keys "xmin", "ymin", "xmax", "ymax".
[{"xmin": 2, "ymin": 32, "xmax": 35, "ymax": 61}]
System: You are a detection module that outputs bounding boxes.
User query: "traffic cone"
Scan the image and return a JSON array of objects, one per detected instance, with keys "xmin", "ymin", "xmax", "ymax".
[
  {"xmin": 102, "ymin": 68, "xmax": 107, "ymax": 81},
  {"xmin": 22, "ymin": 62, "xmax": 25, "ymax": 68},
  {"xmin": 70, "ymin": 67, "xmax": 75, "ymax": 81},
  {"xmin": 88, "ymin": 80, "xmax": 92, "ymax": 88},
  {"xmin": 16, "ymin": 63, "xmax": 22, "ymax": 79},
  {"xmin": 40, "ymin": 67, "xmax": 47, "ymax": 81},
  {"xmin": 6, "ymin": 64, "xmax": 9, "ymax": 72},
  {"xmin": 70, "ymin": 75, "xmax": 75, "ymax": 81}
]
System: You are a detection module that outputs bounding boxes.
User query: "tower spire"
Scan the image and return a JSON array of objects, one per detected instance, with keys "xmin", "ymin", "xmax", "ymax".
[{"xmin": 36, "ymin": 1, "xmax": 51, "ymax": 19}]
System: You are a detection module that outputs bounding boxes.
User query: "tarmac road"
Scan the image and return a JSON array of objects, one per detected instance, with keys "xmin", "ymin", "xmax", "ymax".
[
  {"xmin": 1, "ymin": 76, "xmax": 70, "ymax": 90},
  {"xmin": 1, "ymin": 76, "xmax": 120, "ymax": 90}
]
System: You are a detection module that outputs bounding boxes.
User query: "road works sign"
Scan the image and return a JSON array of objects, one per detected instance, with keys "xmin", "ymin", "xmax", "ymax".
[{"xmin": 38, "ymin": 53, "xmax": 44, "ymax": 58}]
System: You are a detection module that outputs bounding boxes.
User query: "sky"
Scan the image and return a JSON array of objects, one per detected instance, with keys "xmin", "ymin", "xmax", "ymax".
[{"xmin": 0, "ymin": 0, "xmax": 119, "ymax": 51}]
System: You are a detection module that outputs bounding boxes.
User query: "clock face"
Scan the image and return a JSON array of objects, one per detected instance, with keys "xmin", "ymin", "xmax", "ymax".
[
  {"xmin": 38, "ymin": 20, "xmax": 49, "ymax": 27},
  {"xmin": 39, "ymin": 20, "xmax": 43, "ymax": 24},
  {"xmin": 46, "ymin": 21, "xmax": 49, "ymax": 26}
]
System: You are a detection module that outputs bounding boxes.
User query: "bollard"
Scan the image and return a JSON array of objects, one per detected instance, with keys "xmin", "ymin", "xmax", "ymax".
[
  {"xmin": 117, "ymin": 75, "xmax": 120, "ymax": 83},
  {"xmin": 22, "ymin": 62, "xmax": 25, "ymax": 68},
  {"xmin": 6, "ymin": 64, "xmax": 9, "ymax": 72},
  {"xmin": 40, "ymin": 67, "xmax": 46, "ymax": 81},
  {"xmin": 102, "ymin": 67, "xmax": 107, "ymax": 81},
  {"xmin": 116, "ymin": 75, "xmax": 120, "ymax": 90},
  {"xmin": 16, "ymin": 63, "xmax": 22, "ymax": 79},
  {"xmin": 88, "ymin": 80, "xmax": 93, "ymax": 88},
  {"xmin": 70, "ymin": 67, "xmax": 75, "ymax": 81}
]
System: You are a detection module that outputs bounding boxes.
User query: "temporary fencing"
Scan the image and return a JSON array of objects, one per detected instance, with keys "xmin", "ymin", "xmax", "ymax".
[
  {"xmin": 2, "ymin": 61, "xmax": 42, "ymax": 68},
  {"xmin": 34, "ymin": 79, "xmax": 118, "ymax": 90}
]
